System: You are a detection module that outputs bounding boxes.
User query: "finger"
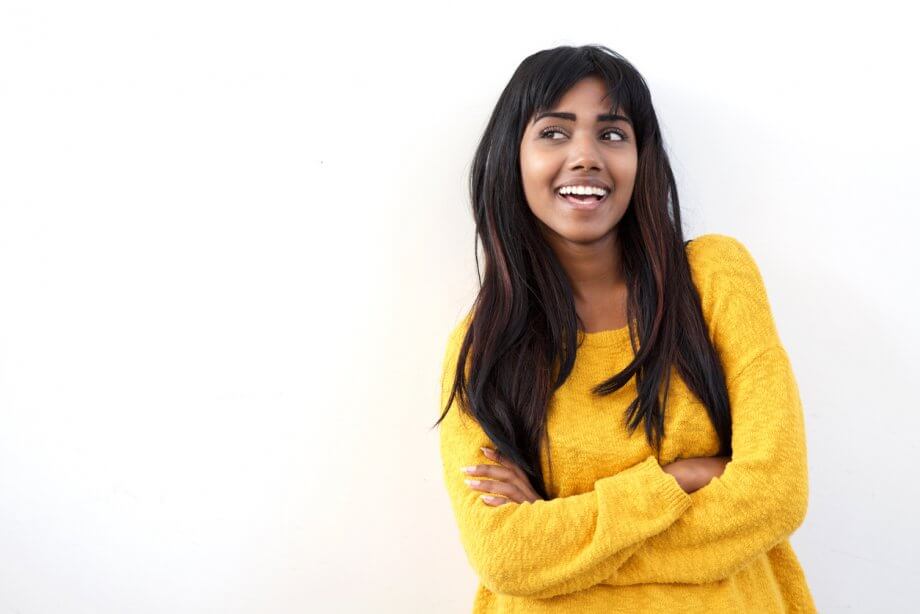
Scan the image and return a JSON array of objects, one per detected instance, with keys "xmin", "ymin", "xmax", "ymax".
[
  {"xmin": 480, "ymin": 494, "xmax": 508, "ymax": 506},
  {"xmin": 461, "ymin": 463, "xmax": 518, "ymax": 482},
  {"xmin": 464, "ymin": 477, "xmax": 526, "ymax": 503},
  {"xmin": 478, "ymin": 448, "xmax": 541, "ymax": 502},
  {"xmin": 482, "ymin": 447, "xmax": 518, "ymax": 469},
  {"xmin": 464, "ymin": 476, "xmax": 520, "ymax": 497},
  {"xmin": 463, "ymin": 462, "xmax": 543, "ymax": 504},
  {"xmin": 481, "ymin": 447, "xmax": 529, "ymax": 482}
]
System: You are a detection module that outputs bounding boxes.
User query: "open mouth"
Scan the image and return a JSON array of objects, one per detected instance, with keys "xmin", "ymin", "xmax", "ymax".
[{"xmin": 556, "ymin": 188, "xmax": 609, "ymax": 209}]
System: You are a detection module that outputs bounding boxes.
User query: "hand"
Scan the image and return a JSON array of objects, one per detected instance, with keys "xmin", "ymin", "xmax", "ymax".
[
  {"xmin": 461, "ymin": 447, "xmax": 545, "ymax": 506},
  {"xmin": 662, "ymin": 456, "xmax": 730, "ymax": 494}
]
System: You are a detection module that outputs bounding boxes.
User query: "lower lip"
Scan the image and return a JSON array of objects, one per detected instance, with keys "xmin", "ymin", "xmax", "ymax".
[{"xmin": 556, "ymin": 191, "xmax": 609, "ymax": 211}]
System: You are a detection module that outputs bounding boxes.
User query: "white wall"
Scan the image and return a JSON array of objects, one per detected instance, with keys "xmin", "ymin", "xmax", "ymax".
[{"xmin": 1, "ymin": 1, "xmax": 917, "ymax": 612}]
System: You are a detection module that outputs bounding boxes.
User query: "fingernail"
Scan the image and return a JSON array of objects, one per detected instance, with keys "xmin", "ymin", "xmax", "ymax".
[
  {"xmin": 461, "ymin": 466, "xmax": 476, "ymax": 473},
  {"xmin": 464, "ymin": 479, "xmax": 480, "ymax": 487},
  {"xmin": 481, "ymin": 447, "xmax": 495, "ymax": 457}
]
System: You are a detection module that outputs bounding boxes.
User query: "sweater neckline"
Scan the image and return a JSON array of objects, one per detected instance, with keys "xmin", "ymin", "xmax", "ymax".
[{"xmin": 578, "ymin": 321, "xmax": 633, "ymax": 349}]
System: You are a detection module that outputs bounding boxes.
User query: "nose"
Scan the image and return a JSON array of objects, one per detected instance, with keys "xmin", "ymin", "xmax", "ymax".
[{"xmin": 566, "ymin": 131, "xmax": 603, "ymax": 172}]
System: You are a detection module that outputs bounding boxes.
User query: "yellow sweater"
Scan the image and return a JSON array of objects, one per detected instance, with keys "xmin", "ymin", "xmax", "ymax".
[{"xmin": 437, "ymin": 233, "xmax": 816, "ymax": 613}]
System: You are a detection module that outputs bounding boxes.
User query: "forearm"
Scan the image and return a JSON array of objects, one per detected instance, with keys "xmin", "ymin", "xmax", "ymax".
[
  {"xmin": 602, "ymin": 347, "xmax": 809, "ymax": 585},
  {"xmin": 662, "ymin": 456, "xmax": 730, "ymax": 494},
  {"xmin": 441, "ymin": 418, "xmax": 692, "ymax": 598}
]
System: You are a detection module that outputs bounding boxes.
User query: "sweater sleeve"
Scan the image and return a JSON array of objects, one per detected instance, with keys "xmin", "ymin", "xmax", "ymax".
[
  {"xmin": 437, "ymin": 325, "xmax": 693, "ymax": 599},
  {"xmin": 601, "ymin": 235, "xmax": 810, "ymax": 585}
]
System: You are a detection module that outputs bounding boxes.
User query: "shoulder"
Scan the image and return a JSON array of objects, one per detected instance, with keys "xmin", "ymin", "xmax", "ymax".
[
  {"xmin": 683, "ymin": 233, "xmax": 782, "ymax": 375},
  {"xmin": 439, "ymin": 310, "xmax": 476, "ymax": 415},
  {"xmin": 441, "ymin": 309, "xmax": 474, "ymax": 371},
  {"xmin": 684, "ymin": 232, "xmax": 767, "ymax": 300},
  {"xmin": 446, "ymin": 309, "xmax": 473, "ymax": 346},
  {"xmin": 685, "ymin": 232, "xmax": 757, "ymax": 274}
]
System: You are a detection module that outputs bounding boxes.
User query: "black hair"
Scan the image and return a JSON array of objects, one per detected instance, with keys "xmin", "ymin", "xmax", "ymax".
[{"xmin": 433, "ymin": 45, "xmax": 731, "ymax": 500}]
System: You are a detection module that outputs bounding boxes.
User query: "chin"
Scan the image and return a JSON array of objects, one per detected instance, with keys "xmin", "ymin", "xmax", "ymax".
[{"xmin": 552, "ymin": 223, "xmax": 617, "ymax": 244}]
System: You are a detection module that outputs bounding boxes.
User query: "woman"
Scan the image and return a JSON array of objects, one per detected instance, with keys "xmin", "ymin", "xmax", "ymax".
[{"xmin": 434, "ymin": 45, "xmax": 815, "ymax": 612}]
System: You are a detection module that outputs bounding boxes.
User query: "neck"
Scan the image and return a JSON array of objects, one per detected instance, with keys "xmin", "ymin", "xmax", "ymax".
[{"xmin": 543, "ymin": 228, "xmax": 624, "ymax": 302}]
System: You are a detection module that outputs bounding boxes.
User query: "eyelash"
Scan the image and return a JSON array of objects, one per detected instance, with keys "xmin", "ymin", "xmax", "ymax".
[{"xmin": 539, "ymin": 125, "xmax": 628, "ymax": 142}]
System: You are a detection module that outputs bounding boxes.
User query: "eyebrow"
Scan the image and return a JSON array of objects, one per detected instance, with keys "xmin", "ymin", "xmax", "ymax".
[{"xmin": 533, "ymin": 111, "xmax": 632, "ymax": 125}]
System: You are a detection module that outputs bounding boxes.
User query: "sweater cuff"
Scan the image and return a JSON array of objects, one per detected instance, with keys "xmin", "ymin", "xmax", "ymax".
[{"xmin": 636, "ymin": 455, "xmax": 693, "ymax": 514}]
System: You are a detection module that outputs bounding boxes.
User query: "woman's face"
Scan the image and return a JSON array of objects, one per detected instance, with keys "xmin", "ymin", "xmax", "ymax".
[{"xmin": 519, "ymin": 76, "xmax": 638, "ymax": 246}]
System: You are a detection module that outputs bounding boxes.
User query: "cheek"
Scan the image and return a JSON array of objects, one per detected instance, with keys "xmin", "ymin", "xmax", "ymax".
[
  {"xmin": 626, "ymin": 151, "xmax": 639, "ymax": 176},
  {"xmin": 520, "ymin": 148, "xmax": 556, "ymax": 188},
  {"xmin": 610, "ymin": 154, "xmax": 638, "ymax": 190}
]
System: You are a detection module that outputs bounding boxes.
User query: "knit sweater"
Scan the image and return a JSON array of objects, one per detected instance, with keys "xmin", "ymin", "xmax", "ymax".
[{"xmin": 437, "ymin": 233, "xmax": 816, "ymax": 613}]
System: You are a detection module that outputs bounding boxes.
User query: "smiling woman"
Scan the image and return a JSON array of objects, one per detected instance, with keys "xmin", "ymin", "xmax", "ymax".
[
  {"xmin": 432, "ymin": 44, "xmax": 816, "ymax": 613},
  {"xmin": 519, "ymin": 78, "xmax": 637, "ymax": 242}
]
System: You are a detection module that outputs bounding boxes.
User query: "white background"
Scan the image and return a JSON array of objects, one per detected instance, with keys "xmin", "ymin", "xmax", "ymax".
[{"xmin": 1, "ymin": 1, "xmax": 917, "ymax": 612}]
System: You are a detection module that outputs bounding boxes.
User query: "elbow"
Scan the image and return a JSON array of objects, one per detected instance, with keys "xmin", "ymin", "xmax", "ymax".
[
  {"xmin": 772, "ymin": 463, "xmax": 809, "ymax": 538},
  {"xmin": 465, "ymin": 544, "xmax": 537, "ymax": 597},
  {"xmin": 452, "ymin": 499, "xmax": 543, "ymax": 597},
  {"xmin": 462, "ymin": 530, "xmax": 553, "ymax": 598},
  {"xmin": 734, "ymin": 458, "xmax": 809, "ymax": 548},
  {"xmin": 786, "ymin": 469, "xmax": 810, "ymax": 533},
  {"xmin": 478, "ymin": 573, "xmax": 534, "ymax": 598}
]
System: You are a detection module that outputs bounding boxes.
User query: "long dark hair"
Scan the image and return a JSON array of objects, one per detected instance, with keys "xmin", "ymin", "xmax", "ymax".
[{"xmin": 433, "ymin": 44, "xmax": 732, "ymax": 501}]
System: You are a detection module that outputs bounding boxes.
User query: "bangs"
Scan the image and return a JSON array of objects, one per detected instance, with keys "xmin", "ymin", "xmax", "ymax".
[{"xmin": 518, "ymin": 48, "xmax": 637, "ymax": 131}]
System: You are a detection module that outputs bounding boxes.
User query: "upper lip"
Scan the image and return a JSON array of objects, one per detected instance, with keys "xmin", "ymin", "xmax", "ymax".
[{"xmin": 555, "ymin": 178, "xmax": 611, "ymax": 192}]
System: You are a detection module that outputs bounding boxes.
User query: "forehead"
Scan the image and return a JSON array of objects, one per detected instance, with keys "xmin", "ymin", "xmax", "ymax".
[
  {"xmin": 555, "ymin": 76, "xmax": 613, "ymax": 107},
  {"xmin": 530, "ymin": 77, "xmax": 629, "ymax": 124}
]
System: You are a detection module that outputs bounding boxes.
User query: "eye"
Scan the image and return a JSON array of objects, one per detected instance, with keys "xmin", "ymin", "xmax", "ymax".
[
  {"xmin": 539, "ymin": 126, "xmax": 567, "ymax": 140},
  {"xmin": 538, "ymin": 125, "xmax": 629, "ymax": 142},
  {"xmin": 602, "ymin": 128, "xmax": 627, "ymax": 142}
]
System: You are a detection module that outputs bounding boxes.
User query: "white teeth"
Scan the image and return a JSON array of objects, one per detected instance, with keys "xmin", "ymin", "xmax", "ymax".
[{"xmin": 558, "ymin": 185, "xmax": 608, "ymax": 197}]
